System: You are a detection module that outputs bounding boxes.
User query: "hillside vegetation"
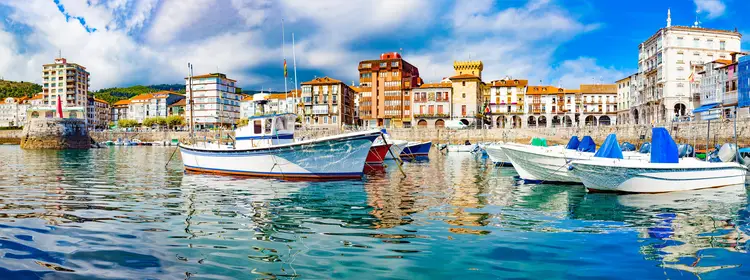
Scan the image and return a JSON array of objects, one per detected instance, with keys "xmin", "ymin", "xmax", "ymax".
[
  {"xmin": 0, "ymin": 80, "xmax": 43, "ymax": 99},
  {"xmin": 93, "ymin": 84, "xmax": 186, "ymax": 104}
]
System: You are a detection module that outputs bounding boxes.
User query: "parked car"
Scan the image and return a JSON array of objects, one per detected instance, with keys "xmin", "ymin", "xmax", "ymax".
[{"xmin": 444, "ymin": 120, "xmax": 468, "ymax": 130}]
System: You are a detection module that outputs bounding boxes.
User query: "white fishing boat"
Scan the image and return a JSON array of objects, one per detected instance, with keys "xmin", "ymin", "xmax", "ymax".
[
  {"xmin": 483, "ymin": 144, "xmax": 511, "ymax": 165},
  {"xmin": 179, "ymin": 113, "xmax": 381, "ymax": 180},
  {"xmin": 446, "ymin": 143, "xmax": 478, "ymax": 152},
  {"xmin": 570, "ymin": 128, "xmax": 748, "ymax": 193},
  {"xmin": 373, "ymin": 130, "xmax": 408, "ymax": 159}
]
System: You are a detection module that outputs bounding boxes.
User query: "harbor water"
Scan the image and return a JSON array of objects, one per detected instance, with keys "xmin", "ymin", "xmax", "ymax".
[{"xmin": 0, "ymin": 145, "xmax": 749, "ymax": 279}]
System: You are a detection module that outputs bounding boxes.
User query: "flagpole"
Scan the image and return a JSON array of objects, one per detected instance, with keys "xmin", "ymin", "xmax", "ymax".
[
  {"xmin": 293, "ymin": 32, "xmax": 299, "ymax": 116},
  {"xmin": 282, "ymin": 19, "xmax": 288, "ymax": 113}
]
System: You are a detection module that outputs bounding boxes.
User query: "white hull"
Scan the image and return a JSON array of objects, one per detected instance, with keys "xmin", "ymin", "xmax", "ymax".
[
  {"xmin": 179, "ymin": 130, "xmax": 381, "ymax": 179},
  {"xmin": 484, "ymin": 145, "xmax": 511, "ymax": 165},
  {"xmin": 447, "ymin": 144, "xmax": 477, "ymax": 152},
  {"xmin": 570, "ymin": 158, "xmax": 748, "ymax": 193},
  {"xmin": 385, "ymin": 140, "xmax": 408, "ymax": 159}
]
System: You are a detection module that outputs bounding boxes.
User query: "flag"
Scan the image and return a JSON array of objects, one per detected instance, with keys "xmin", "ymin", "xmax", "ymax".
[
  {"xmin": 688, "ymin": 72, "xmax": 694, "ymax": 83},
  {"xmin": 56, "ymin": 95, "xmax": 63, "ymax": 118},
  {"xmin": 283, "ymin": 59, "xmax": 288, "ymax": 78}
]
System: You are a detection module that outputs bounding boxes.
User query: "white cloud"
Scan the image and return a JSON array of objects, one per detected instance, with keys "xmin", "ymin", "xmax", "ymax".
[
  {"xmin": 554, "ymin": 57, "xmax": 627, "ymax": 88},
  {"xmin": 694, "ymin": 0, "xmax": 726, "ymax": 19}
]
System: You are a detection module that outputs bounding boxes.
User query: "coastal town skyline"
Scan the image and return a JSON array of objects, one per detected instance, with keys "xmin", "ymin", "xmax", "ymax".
[{"xmin": 0, "ymin": 0, "xmax": 748, "ymax": 91}]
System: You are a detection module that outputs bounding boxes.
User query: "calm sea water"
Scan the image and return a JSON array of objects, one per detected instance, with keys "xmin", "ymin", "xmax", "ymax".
[{"xmin": 0, "ymin": 145, "xmax": 749, "ymax": 279}]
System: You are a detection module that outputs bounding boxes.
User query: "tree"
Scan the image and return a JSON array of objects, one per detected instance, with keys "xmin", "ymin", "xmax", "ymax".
[
  {"xmin": 166, "ymin": 115, "xmax": 185, "ymax": 129},
  {"xmin": 236, "ymin": 118, "xmax": 249, "ymax": 127},
  {"xmin": 118, "ymin": 119, "xmax": 137, "ymax": 128},
  {"xmin": 142, "ymin": 117, "xmax": 157, "ymax": 128},
  {"xmin": 155, "ymin": 116, "xmax": 167, "ymax": 128}
]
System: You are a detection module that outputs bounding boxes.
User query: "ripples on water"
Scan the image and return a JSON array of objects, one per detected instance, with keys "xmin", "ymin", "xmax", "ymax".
[{"xmin": 0, "ymin": 146, "xmax": 749, "ymax": 279}]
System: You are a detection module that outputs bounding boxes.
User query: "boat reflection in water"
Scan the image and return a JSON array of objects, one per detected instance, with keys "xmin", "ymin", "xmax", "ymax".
[{"xmin": 575, "ymin": 184, "xmax": 749, "ymax": 276}]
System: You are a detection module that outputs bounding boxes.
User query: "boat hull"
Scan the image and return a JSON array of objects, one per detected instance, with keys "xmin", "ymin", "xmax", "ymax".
[
  {"xmin": 484, "ymin": 145, "xmax": 511, "ymax": 166},
  {"xmin": 384, "ymin": 140, "xmax": 408, "ymax": 159},
  {"xmin": 571, "ymin": 159, "xmax": 748, "ymax": 193},
  {"xmin": 366, "ymin": 144, "xmax": 391, "ymax": 165},
  {"xmin": 500, "ymin": 144, "xmax": 583, "ymax": 183},
  {"xmin": 180, "ymin": 131, "xmax": 380, "ymax": 180},
  {"xmin": 447, "ymin": 144, "xmax": 477, "ymax": 152},
  {"xmin": 400, "ymin": 141, "xmax": 431, "ymax": 158}
]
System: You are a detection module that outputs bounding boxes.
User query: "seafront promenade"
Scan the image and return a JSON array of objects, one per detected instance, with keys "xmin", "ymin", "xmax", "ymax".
[{"xmin": 2, "ymin": 120, "xmax": 747, "ymax": 148}]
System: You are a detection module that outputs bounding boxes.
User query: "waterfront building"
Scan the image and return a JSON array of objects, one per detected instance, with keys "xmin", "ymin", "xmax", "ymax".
[
  {"xmin": 580, "ymin": 84, "xmax": 617, "ymax": 126},
  {"xmin": 92, "ymin": 98, "xmax": 110, "ymax": 129},
  {"xmin": 488, "ymin": 78, "xmax": 527, "ymax": 128},
  {"xmin": 185, "ymin": 73, "xmax": 242, "ymax": 129},
  {"xmin": 127, "ymin": 91, "xmax": 185, "ymax": 123},
  {"xmin": 0, "ymin": 97, "xmax": 30, "ymax": 127},
  {"xmin": 411, "ymin": 80, "xmax": 452, "ymax": 128},
  {"xmin": 695, "ymin": 55, "xmax": 747, "ymax": 120},
  {"xmin": 616, "ymin": 75, "xmax": 635, "ymax": 124},
  {"xmin": 112, "ymin": 99, "xmax": 130, "ymax": 123},
  {"xmin": 41, "ymin": 57, "xmax": 90, "ymax": 108},
  {"xmin": 169, "ymin": 99, "xmax": 186, "ymax": 117},
  {"xmin": 524, "ymin": 86, "xmax": 564, "ymax": 128},
  {"xmin": 449, "ymin": 61, "xmax": 486, "ymax": 127},
  {"xmin": 29, "ymin": 93, "xmax": 44, "ymax": 107},
  {"xmin": 629, "ymin": 10, "xmax": 742, "ymax": 124},
  {"xmin": 357, "ymin": 52, "xmax": 422, "ymax": 128},
  {"xmin": 300, "ymin": 77, "xmax": 356, "ymax": 128},
  {"xmin": 239, "ymin": 94, "xmax": 257, "ymax": 119}
]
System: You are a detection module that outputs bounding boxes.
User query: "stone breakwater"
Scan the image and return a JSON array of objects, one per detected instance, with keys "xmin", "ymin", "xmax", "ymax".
[{"xmin": 20, "ymin": 118, "xmax": 90, "ymax": 149}]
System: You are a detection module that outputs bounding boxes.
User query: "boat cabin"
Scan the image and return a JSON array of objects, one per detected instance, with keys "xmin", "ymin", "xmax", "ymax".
[{"xmin": 235, "ymin": 113, "xmax": 296, "ymax": 149}]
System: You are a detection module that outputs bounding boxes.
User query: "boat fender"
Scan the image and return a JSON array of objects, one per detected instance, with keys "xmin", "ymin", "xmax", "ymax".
[{"xmin": 567, "ymin": 165, "xmax": 574, "ymax": 171}]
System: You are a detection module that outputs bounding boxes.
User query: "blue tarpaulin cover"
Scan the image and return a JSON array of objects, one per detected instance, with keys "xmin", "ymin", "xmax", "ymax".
[
  {"xmin": 693, "ymin": 102, "xmax": 720, "ymax": 113},
  {"xmin": 594, "ymin": 134, "xmax": 624, "ymax": 159},
  {"xmin": 577, "ymin": 136, "xmax": 596, "ymax": 152},
  {"xmin": 650, "ymin": 127, "xmax": 679, "ymax": 163},
  {"xmin": 621, "ymin": 142, "xmax": 636, "ymax": 151},
  {"xmin": 565, "ymin": 136, "xmax": 580, "ymax": 150},
  {"xmin": 739, "ymin": 56, "xmax": 750, "ymax": 108},
  {"xmin": 639, "ymin": 142, "xmax": 651, "ymax": 153}
]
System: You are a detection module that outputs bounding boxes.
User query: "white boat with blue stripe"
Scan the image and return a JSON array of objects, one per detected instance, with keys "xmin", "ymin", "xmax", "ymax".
[
  {"xmin": 570, "ymin": 128, "xmax": 748, "ymax": 193},
  {"xmin": 179, "ymin": 113, "xmax": 381, "ymax": 180}
]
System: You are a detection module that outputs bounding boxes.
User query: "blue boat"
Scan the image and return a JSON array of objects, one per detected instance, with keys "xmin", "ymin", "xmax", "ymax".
[{"xmin": 400, "ymin": 141, "xmax": 432, "ymax": 158}]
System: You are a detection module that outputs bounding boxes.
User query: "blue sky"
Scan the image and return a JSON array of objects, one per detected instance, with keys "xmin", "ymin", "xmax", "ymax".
[{"xmin": 0, "ymin": 0, "xmax": 747, "ymax": 91}]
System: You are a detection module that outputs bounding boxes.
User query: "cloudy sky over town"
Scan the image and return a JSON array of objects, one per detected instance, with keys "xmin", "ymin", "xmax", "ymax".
[{"xmin": 0, "ymin": 0, "xmax": 747, "ymax": 91}]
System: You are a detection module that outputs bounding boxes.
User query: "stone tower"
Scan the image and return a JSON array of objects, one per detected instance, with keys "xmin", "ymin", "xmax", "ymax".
[{"xmin": 453, "ymin": 61, "xmax": 483, "ymax": 80}]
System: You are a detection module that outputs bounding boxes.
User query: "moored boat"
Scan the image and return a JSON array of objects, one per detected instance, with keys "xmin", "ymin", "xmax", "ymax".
[
  {"xmin": 570, "ymin": 128, "xmax": 748, "ymax": 193},
  {"xmin": 373, "ymin": 131, "xmax": 408, "ymax": 160},
  {"xmin": 366, "ymin": 143, "xmax": 392, "ymax": 166},
  {"xmin": 179, "ymin": 113, "xmax": 381, "ymax": 180},
  {"xmin": 446, "ymin": 144, "xmax": 478, "ymax": 152},
  {"xmin": 484, "ymin": 144, "xmax": 511, "ymax": 166},
  {"xmin": 400, "ymin": 141, "xmax": 431, "ymax": 158}
]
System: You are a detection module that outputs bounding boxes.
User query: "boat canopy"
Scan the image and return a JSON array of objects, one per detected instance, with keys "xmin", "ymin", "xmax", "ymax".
[
  {"xmin": 650, "ymin": 127, "xmax": 678, "ymax": 163},
  {"xmin": 577, "ymin": 136, "xmax": 595, "ymax": 152},
  {"xmin": 530, "ymin": 138, "xmax": 547, "ymax": 147},
  {"xmin": 639, "ymin": 142, "xmax": 651, "ymax": 153},
  {"xmin": 621, "ymin": 142, "xmax": 636, "ymax": 152},
  {"xmin": 594, "ymin": 134, "xmax": 623, "ymax": 159},
  {"xmin": 565, "ymin": 136, "xmax": 580, "ymax": 150},
  {"xmin": 692, "ymin": 102, "xmax": 721, "ymax": 113}
]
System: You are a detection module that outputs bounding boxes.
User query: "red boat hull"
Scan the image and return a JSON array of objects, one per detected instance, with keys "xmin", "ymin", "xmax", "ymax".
[{"xmin": 366, "ymin": 144, "xmax": 391, "ymax": 165}]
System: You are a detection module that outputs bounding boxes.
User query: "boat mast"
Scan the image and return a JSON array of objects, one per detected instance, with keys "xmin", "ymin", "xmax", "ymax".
[
  {"xmin": 293, "ymin": 32, "xmax": 299, "ymax": 116},
  {"xmin": 282, "ymin": 19, "xmax": 288, "ymax": 113},
  {"xmin": 188, "ymin": 63, "xmax": 195, "ymax": 142}
]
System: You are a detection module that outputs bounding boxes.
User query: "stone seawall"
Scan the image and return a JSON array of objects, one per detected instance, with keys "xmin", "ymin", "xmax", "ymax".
[
  {"xmin": 20, "ymin": 118, "xmax": 90, "ymax": 149},
  {"xmin": 0, "ymin": 129, "xmax": 22, "ymax": 144},
  {"xmin": 24, "ymin": 120, "xmax": 750, "ymax": 150}
]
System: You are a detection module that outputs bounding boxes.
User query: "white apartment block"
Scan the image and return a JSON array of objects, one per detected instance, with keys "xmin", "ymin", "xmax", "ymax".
[
  {"xmin": 630, "ymin": 10, "xmax": 742, "ymax": 124},
  {"xmin": 127, "ymin": 91, "xmax": 185, "ymax": 123},
  {"xmin": 616, "ymin": 75, "xmax": 635, "ymax": 124},
  {"xmin": 185, "ymin": 73, "xmax": 241, "ymax": 129},
  {"xmin": 411, "ymin": 81, "xmax": 452, "ymax": 128},
  {"xmin": 0, "ymin": 97, "xmax": 30, "ymax": 127},
  {"xmin": 488, "ymin": 78, "xmax": 527, "ymax": 128},
  {"xmin": 42, "ymin": 58, "xmax": 90, "ymax": 107}
]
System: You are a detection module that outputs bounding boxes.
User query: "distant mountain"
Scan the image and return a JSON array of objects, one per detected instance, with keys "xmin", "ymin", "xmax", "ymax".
[
  {"xmin": 0, "ymin": 80, "xmax": 42, "ymax": 99},
  {"xmin": 93, "ymin": 84, "xmax": 186, "ymax": 104}
]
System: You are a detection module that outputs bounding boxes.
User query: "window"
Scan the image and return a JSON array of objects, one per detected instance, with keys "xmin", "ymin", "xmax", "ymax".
[
  {"xmin": 323, "ymin": 116, "xmax": 328, "ymax": 124},
  {"xmin": 332, "ymin": 116, "xmax": 337, "ymax": 124},
  {"xmin": 676, "ymin": 37, "xmax": 684, "ymax": 46},
  {"xmin": 461, "ymin": 105, "xmax": 466, "ymax": 116},
  {"xmin": 720, "ymin": 41, "xmax": 726, "ymax": 50},
  {"xmin": 253, "ymin": 120, "xmax": 262, "ymax": 134},
  {"xmin": 391, "ymin": 61, "xmax": 399, "ymax": 67},
  {"xmin": 265, "ymin": 119, "xmax": 272, "ymax": 133},
  {"xmin": 462, "ymin": 93, "xmax": 466, "ymax": 98},
  {"xmin": 693, "ymin": 38, "xmax": 699, "ymax": 48},
  {"xmin": 462, "ymin": 81, "xmax": 466, "ymax": 86},
  {"xmin": 380, "ymin": 62, "xmax": 387, "ymax": 67}
]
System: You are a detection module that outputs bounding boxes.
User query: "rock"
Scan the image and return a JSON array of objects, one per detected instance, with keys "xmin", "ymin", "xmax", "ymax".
[{"xmin": 20, "ymin": 118, "xmax": 91, "ymax": 149}]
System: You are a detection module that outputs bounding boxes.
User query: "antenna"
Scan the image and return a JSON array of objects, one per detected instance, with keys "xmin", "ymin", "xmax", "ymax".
[{"xmin": 58, "ymin": 49, "xmax": 61, "ymax": 59}]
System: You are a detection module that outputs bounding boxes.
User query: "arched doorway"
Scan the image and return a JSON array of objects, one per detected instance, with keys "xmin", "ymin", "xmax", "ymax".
[
  {"xmin": 69, "ymin": 111, "xmax": 78, "ymax": 119},
  {"xmin": 551, "ymin": 116, "xmax": 561, "ymax": 127},
  {"xmin": 527, "ymin": 116, "xmax": 536, "ymax": 127},
  {"xmin": 417, "ymin": 119, "xmax": 428, "ymax": 127},
  {"xmin": 584, "ymin": 115, "xmax": 596, "ymax": 126},
  {"xmin": 511, "ymin": 116, "xmax": 521, "ymax": 128},
  {"xmin": 563, "ymin": 115, "xmax": 573, "ymax": 127},
  {"xmin": 673, "ymin": 103, "xmax": 686, "ymax": 119},
  {"xmin": 45, "ymin": 111, "xmax": 53, "ymax": 118},
  {"xmin": 632, "ymin": 109, "xmax": 639, "ymax": 124},
  {"xmin": 599, "ymin": 115, "xmax": 611, "ymax": 126},
  {"xmin": 435, "ymin": 119, "xmax": 445, "ymax": 128},
  {"xmin": 538, "ymin": 116, "xmax": 547, "ymax": 127},
  {"xmin": 31, "ymin": 111, "xmax": 39, "ymax": 118},
  {"xmin": 496, "ymin": 116, "xmax": 505, "ymax": 128}
]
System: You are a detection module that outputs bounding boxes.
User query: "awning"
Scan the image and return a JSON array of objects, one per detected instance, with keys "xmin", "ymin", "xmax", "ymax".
[{"xmin": 692, "ymin": 102, "xmax": 720, "ymax": 113}]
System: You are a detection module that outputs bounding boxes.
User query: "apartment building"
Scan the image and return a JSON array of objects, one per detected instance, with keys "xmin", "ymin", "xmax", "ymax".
[
  {"xmin": 358, "ymin": 52, "xmax": 421, "ymax": 128},
  {"xmin": 127, "ymin": 91, "xmax": 185, "ymax": 123},
  {"xmin": 0, "ymin": 97, "xmax": 30, "ymax": 127},
  {"xmin": 449, "ymin": 61, "xmax": 485, "ymax": 126},
  {"xmin": 112, "ymin": 99, "xmax": 130, "ymax": 123},
  {"xmin": 616, "ymin": 75, "xmax": 636, "ymax": 124},
  {"xmin": 630, "ymin": 10, "xmax": 741, "ymax": 124},
  {"xmin": 41, "ymin": 57, "xmax": 90, "ymax": 107},
  {"xmin": 301, "ymin": 77, "xmax": 356, "ymax": 128},
  {"xmin": 185, "ymin": 73, "xmax": 242, "ymax": 129},
  {"xmin": 580, "ymin": 84, "xmax": 617, "ymax": 126},
  {"xmin": 411, "ymin": 80, "xmax": 452, "ymax": 128},
  {"xmin": 91, "ymin": 98, "xmax": 111, "ymax": 129},
  {"xmin": 488, "ymin": 78, "xmax": 527, "ymax": 128}
]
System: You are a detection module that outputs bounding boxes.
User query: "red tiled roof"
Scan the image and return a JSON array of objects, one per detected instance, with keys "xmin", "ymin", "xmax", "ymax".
[
  {"xmin": 449, "ymin": 74, "xmax": 480, "ymax": 80},
  {"xmin": 301, "ymin": 76, "xmax": 343, "ymax": 85}
]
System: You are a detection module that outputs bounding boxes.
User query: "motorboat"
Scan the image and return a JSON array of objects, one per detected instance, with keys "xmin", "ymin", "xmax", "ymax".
[
  {"xmin": 501, "ymin": 136, "xmax": 645, "ymax": 183},
  {"xmin": 373, "ymin": 130, "xmax": 408, "ymax": 160},
  {"xmin": 400, "ymin": 141, "xmax": 431, "ymax": 158},
  {"xmin": 179, "ymin": 113, "xmax": 382, "ymax": 180},
  {"xmin": 446, "ymin": 143, "xmax": 478, "ymax": 152},
  {"xmin": 570, "ymin": 128, "xmax": 748, "ymax": 193},
  {"xmin": 366, "ymin": 143, "xmax": 392, "ymax": 166},
  {"xmin": 483, "ymin": 144, "xmax": 511, "ymax": 166}
]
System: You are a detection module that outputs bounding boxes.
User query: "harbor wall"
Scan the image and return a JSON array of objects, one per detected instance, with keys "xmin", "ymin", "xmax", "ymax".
[
  {"xmin": 0, "ymin": 120, "xmax": 742, "ymax": 149},
  {"xmin": 20, "ymin": 118, "xmax": 90, "ymax": 149}
]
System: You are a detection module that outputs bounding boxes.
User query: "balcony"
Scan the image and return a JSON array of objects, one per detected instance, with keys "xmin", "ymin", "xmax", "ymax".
[{"xmin": 413, "ymin": 113, "xmax": 449, "ymax": 118}]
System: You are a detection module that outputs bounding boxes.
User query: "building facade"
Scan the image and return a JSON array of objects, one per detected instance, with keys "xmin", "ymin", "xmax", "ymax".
[
  {"xmin": 127, "ymin": 91, "xmax": 185, "ymax": 123},
  {"xmin": 0, "ymin": 97, "xmax": 30, "ymax": 127},
  {"xmin": 185, "ymin": 73, "xmax": 241, "ymax": 129},
  {"xmin": 112, "ymin": 99, "xmax": 130, "ymax": 123},
  {"xmin": 488, "ymin": 78, "xmax": 527, "ymax": 128},
  {"xmin": 41, "ymin": 57, "xmax": 89, "ymax": 107},
  {"xmin": 630, "ymin": 10, "xmax": 742, "ymax": 124},
  {"xmin": 449, "ymin": 61, "xmax": 486, "ymax": 127},
  {"xmin": 358, "ymin": 52, "xmax": 421, "ymax": 128},
  {"xmin": 92, "ymin": 98, "xmax": 111, "ymax": 129},
  {"xmin": 411, "ymin": 81, "xmax": 452, "ymax": 128},
  {"xmin": 580, "ymin": 84, "xmax": 617, "ymax": 126},
  {"xmin": 616, "ymin": 75, "xmax": 634, "ymax": 124},
  {"xmin": 300, "ymin": 77, "xmax": 356, "ymax": 128}
]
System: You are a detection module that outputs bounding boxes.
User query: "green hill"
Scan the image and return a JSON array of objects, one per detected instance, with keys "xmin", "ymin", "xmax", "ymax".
[
  {"xmin": 93, "ymin": 84, "xmax": 186, "ymax": 104},
  {"xmin": 0, "ymin": 80, "xmax": 42, "ymax": 99}
]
